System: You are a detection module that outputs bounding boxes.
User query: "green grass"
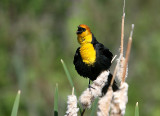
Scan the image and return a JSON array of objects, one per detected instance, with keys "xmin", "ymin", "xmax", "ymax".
[
  {"xmin": 135, "ymin": 102, "xmax": 139, "ymax": 116},
  {"xmin": 61, "ymin": 59, "xmax": 82, "ymax": 113},
  {"xmin": 61, "ymin": 59, "xmax": 74, "ymax": 88},
  {"xmin": 54, "ymin": 84, "xmax": 58, "ymax": 116},
  {"xmin": 11, "ymin": 90, "xmax": 21, "ymax": 116},
  {"xmin": 90, "ymin": 98, "xmax": 98, "ymax": 116}
]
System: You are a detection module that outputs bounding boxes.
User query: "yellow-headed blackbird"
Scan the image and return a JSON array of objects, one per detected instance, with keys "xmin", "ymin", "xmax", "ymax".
[{"xmin": 73, "ymin": 24, "xmax": 118, "ymax": 92}]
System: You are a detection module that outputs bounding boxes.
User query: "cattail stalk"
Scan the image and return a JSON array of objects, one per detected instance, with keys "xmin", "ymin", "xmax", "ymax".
[
  {"xmin": 97, "ymin": 86, "xmax": 113, "ymax": 116},
  {"xmin": 118, "ymin": 0, "xmax": 127, "ymax": 83},
  {"xmin": 111, "ymin": 55, "xmax": 117, "ymax": 63},
  {"xmin": 122, "ymin": 24, "xmax": 134, "ymax": 83},
  {"xmin": 97, "ymin": 59, "xmax": 120, "ymax": 116},
  {"xmin": 110, "ymin": 24, "xmax": 134, "ymax": 116},
  {"xmin": 116, "ymin": 56, "xmax": 128, "ymax": 83},
  {"xmin": 120, "ymin": 0, "xmax": 125, "ymax": 56},
  {"xmin": 110, "ymin": 82, "xmax": 128, "ymax": 116},
  {"xmin": 65, "ymin": 88, "xmax": 79, "ymax": 116},
  {"xmin": 79, "ymin": 70, "xmax": 110, "ymax": 109}
]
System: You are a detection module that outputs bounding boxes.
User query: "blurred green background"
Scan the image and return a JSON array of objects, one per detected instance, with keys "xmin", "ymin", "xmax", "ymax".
[{"xmin": 0, "ymin": 0, "xmax": 160, "ymax": 115}]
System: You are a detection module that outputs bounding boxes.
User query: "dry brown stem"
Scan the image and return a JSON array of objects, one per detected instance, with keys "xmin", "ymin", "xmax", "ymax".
[
  {"xmin": 120, "ymin": 0, "xmax": 125, "ymax": 56},
  {"xmin": 122, "ymin": 24, "xmax": 134, "ymax": 83},
  {"xmin": 111, "ymin": 55, "xmax": 117, "ymax": 63}
]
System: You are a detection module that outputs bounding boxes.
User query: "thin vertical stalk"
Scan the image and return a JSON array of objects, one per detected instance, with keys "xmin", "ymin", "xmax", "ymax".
[
  {"xmin": 122, "ymin": 24, "xmax": 134, "ymax": 83},
  {"xmin": 11, "ymin": 90, "xmax": 21, "ymax": 116}
]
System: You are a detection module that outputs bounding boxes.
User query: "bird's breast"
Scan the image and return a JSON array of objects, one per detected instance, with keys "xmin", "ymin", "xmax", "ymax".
[{"xmin": 80, "ymin": 43, "xmax": 96, "ymax": 66}]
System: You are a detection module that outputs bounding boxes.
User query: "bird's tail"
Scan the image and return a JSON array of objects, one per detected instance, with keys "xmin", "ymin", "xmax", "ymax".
[{"xmin": 101, "ymin": 72, "xmax": 119, "ymax": 95}]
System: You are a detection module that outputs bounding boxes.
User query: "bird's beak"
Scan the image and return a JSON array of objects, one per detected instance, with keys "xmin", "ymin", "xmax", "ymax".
[
  {"xmin": 76, "ymin": 26, "xmax": 83, "ymax": 34},
  {"xmin": 76, "ymin": 30, "xmax": 82, "ymax": 34}
]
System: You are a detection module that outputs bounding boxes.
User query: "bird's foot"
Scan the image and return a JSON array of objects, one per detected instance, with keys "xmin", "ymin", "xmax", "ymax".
[{"xmin": 88, "ymin": 84, "xmax": 95, "ymax": 91}]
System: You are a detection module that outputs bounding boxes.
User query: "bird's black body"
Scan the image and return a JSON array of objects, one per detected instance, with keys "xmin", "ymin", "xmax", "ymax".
[{"xmin": 74, "ymin": 34, "xmax": 113, "ymax": 81}]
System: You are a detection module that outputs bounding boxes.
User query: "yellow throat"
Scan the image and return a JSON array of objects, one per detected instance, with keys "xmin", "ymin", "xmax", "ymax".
[{"xmin": 80, "ymin": 43, "xmax": 96, "ymax": 66}]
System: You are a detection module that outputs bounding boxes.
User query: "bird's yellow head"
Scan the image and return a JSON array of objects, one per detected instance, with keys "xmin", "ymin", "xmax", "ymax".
[{"xmin": 76, "ymin": 24, "xmax": 92, "ymax": 45}]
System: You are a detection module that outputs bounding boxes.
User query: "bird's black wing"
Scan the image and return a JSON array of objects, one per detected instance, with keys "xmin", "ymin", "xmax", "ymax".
[
  {"xmin": 91, "ymin": 34, "xmax": 113, "ymax": 61},
  {"xmin": 102, "ymin": 45, "xmax": 113, "ymax": 61},
  {"xmin": 94, "ymin": 43, "xmax": 113, "ymax": 61}
]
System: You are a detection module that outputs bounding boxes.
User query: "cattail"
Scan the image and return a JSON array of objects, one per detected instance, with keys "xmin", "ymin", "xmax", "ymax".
[
  {"xmin": 110, "ymin": 82, "xmax": 128, "ymax": 116},
  {"xmin": 97, "ymin": 86, "xmax": 113, "ymax": 116},
  {"xmin": 116, "ymin": 56, "xmax": 128, "ymax": 83},
  {"xmin": 79, "ymin": 70, "xmax": 110, "ymax": 109},
  {"xmin": 65, "ymin": 88, "xmax": 79, "ymax": 116}
]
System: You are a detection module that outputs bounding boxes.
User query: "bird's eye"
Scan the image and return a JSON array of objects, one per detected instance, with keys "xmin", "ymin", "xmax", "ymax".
[
  {"xmin": 77, "ymin": 27, "xmax": 82, "ymax": 31},
  {"xmin": 82, "ymin": 28, "xmax": 86, "ymax": 32},
  {"xmin": 78, "ymin": 27, "xmax": 86, "ymax": 32}
]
